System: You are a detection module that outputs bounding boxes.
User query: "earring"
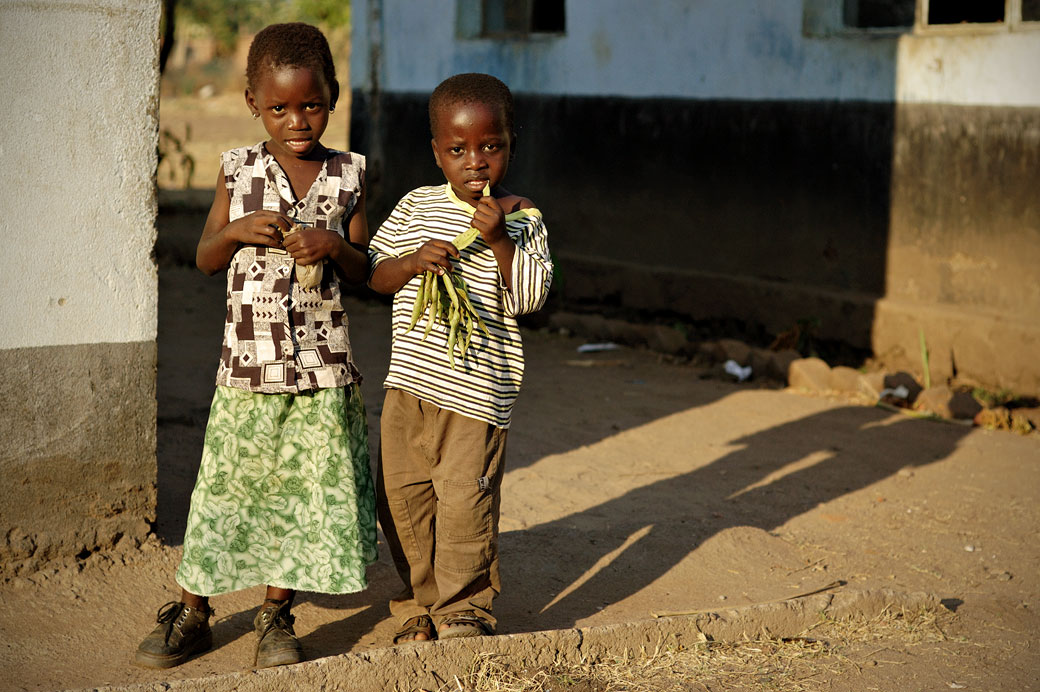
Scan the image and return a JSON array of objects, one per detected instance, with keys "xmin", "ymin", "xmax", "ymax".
[
  {"xmin": 252, "ymin": 112, "xmax": 259, "ymax": 119},
  {"xmin": 329, "ymin": 107, "xmax": 335, "ymax": 113}
]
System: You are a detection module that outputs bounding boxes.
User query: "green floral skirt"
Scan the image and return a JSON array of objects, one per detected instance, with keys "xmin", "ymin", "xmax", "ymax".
[{"xmin": 175, "ymin": 384, "xmax": 377, "ymax": 596}]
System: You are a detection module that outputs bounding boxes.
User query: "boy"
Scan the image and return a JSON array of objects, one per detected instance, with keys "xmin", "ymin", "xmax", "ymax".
[{"xmin": 368, "ymin": 73, "xmax": 552, "ymax": 641}]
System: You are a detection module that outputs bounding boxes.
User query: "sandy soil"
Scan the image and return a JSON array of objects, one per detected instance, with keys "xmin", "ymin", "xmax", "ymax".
[
  {"xmin": 1, "ymin": 95, "xmax": 1037, "ymax": 692},
  {"xmin": 1, "ymin": 239, "xmax": 1038, "ymax": 690}
]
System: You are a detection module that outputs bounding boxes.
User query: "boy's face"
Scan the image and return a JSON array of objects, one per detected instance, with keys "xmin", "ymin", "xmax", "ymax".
[{"xmin": 431, "ymin": 101, "xmax": 513, "ymax": 207}]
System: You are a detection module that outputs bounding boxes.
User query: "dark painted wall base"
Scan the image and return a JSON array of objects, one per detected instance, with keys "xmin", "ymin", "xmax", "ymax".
[
  {"xmin": 0, "ymin": 341, "xmax": 157, "ymax": 576},
  {"xmin": 353, "ymin": 91, "xmax": 1040, "ymax": 392}
]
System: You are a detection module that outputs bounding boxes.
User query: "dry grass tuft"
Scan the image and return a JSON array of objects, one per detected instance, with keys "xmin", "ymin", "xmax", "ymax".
[{"xmin": 432, "ymin": 607, "xmax": 955, "ymax": 692}]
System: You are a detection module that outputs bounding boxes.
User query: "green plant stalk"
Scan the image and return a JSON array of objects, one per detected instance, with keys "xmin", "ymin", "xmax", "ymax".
[{"xmin": 918, "ymin": 327, "xmax": 931, "ymax": 389}]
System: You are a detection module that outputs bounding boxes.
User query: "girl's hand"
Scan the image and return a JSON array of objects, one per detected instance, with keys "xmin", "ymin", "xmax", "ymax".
[
  {"xmin": 471, "ymin": 196, "xmax": 507, "ymax": 244},
  {"xmin": 409, "ymin": 240, "xmax": 459, "ymax": 276},
  {"xmin": 225, "ymin": 211, "xmax": 292, "ymax": 249},
  {"xmin": 283, "ymin": 228, "xmax": 342, "ymax": 266}
]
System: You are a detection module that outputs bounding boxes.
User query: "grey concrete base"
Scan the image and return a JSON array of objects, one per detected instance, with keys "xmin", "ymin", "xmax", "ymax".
[
  {"xmin": 872, "ymin": 297, "xmax": 1040, "ymax": 395},
  {"xmin": 556, "ymin": 252, "xmax": 1040, "ymax": 394},
  {"xmin": 81, "ymin": 588, "xmax": 938, "ymax": 692},
  {"xmin": 0, "ymin": 342, "xmax": 156, "ymax": 576}
]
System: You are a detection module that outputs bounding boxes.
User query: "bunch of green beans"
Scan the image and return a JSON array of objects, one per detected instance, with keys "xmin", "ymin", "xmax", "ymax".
[
  {"xmin": 405, "ymin": 182, "xmax": 492, "ymax": 369},
  {"xmin": 407, "ymin": 268, "xmax": 489, "ymax": 369}
]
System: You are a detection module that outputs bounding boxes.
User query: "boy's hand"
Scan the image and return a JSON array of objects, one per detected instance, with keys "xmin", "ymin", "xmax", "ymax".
[
  {"xmin": 283, "ymin": 228, "xmax": 341, "ymax": 266},
  {"xmin": 410, "ymin": 240, "xmax": 459, "ymax": 276},
  {"xmin": 225, "ymin": 211, "xmax": 291, "ymax": 249},
  {"xmin": 471, "ymin": 195, "xmax": 507, "ymax": 244}
]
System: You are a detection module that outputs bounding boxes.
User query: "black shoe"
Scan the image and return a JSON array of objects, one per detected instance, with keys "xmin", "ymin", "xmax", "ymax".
[
  {"xmin": 135, "ymin": 601, "xmax": 213, "ymax": 669},
  {"xmin": 253, "ymin": 599, "xmax": 303, "ymax": 668}
]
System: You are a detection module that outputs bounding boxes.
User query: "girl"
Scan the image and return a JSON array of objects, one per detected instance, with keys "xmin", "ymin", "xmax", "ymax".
[{"xmin": 135, "ymin": 23, "xmax": 376, "ymax": 670}]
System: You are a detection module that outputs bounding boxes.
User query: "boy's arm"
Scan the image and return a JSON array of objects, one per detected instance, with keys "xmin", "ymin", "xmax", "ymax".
[
  {"xmin": 499, "ymin": 212, "xmax": 553, "ymax": 317},
  {"xmin": 368, "ymin": 191, "xmax": 459, "ymax": 295},
  {"xmin": 196, "ymin": 166, "xmax": 289, "ymax": 276},
  {"xmin": 471, "ymin": 194, "xmax": 552, "ymax": 317},
  {"xmin": 369, "ymin": 240, "xmax": 458, "ymax": 295}
]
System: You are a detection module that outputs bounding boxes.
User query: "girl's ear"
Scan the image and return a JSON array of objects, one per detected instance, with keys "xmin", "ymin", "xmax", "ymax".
[
  {"xmin": 245, "ymin": 87, "xmax": 259, "ymax": 118},
  {"xmin": 329, "ymin": 80, "xmax": 340, "ymax": 112}
]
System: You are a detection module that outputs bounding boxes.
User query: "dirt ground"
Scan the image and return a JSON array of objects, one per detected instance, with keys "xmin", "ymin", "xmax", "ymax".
[{"xmin": 1, "ymin": 94, "xmax": 1038, "ymax": 691}]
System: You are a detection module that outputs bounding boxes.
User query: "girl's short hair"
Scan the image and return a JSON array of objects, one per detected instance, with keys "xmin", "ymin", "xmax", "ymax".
[
  {"xmin": 429, "ymin": 73, "xmax": 514, "ymax": 136},
  {"xmin": 246, "ymin": 23, "xmax": 339, "ymax": 107}
]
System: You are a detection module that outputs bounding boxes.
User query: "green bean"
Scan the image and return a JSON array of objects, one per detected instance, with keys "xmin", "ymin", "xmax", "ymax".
[{"xmin": 407, "ymin": 271, "xmax": 428, "ymax": 331}]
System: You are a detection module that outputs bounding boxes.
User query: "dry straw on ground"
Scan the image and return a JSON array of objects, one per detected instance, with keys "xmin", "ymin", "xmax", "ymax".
[{"xmin": 427, "ymin": 606, "xmax": 951, "ymax": 692}]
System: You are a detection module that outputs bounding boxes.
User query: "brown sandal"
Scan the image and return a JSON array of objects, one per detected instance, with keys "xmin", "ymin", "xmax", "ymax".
[
  {"xmin": 437, "ymin": 613, "xmax": 494, "ymax": 639},
  {"xmin": 393, "ymin": 615, "xmax": 435, "ymax": 644}
]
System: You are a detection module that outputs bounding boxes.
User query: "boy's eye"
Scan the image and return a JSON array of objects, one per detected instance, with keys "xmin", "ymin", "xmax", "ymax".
[
  {"xmin": 484, "ymin": 143, "xmax": 500, "ymax": 153},
  {"xmin": 449, "ymin": 146, "xmax": 464, "ymax": 155}
]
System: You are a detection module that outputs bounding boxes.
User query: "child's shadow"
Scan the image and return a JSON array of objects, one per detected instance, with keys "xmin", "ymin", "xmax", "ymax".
[
  {"xmin": 209, "ymin": 604, "xmax": 261, "ymax": 653},
  {"xmin": 295, "ymin": 593, "xmax": 388, "ymax": 658},
  {"xmin": 499, "ymin": 403, "xmax": 971, "ymax": 631}
]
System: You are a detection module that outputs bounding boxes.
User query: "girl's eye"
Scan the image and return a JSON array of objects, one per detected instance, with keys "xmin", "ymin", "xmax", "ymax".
[{"xmin": 272, "ymin": 105, "xmax": 285, "ymax": 113}]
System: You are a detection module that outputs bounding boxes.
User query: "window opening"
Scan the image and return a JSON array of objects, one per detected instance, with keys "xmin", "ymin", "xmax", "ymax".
[
  {"xmin": 844, "ymin": 0, "xmax": 915, "ymax": 28},
  {"xmin": 927, "ymin": 0, "xmax": 1005, "ymax": 24},
  {"xmin": 480, "ymin": 0, "xmax": 565, "ymax": 36},
  {"xmin": 1023, "ymin": 0, "xmax": 1040, "ymax": 21}
]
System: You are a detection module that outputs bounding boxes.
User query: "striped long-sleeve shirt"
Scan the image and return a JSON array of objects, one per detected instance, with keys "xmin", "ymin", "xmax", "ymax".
[{"xmin": 368, "ymin": 184, "xmax": 553, "ymax": 428}]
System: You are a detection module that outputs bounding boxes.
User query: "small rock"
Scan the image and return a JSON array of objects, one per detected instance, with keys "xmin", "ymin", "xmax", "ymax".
[
  {"xmin": 948, "ymin": 391, "xmax": 983, "ymax": 420},
  {"xmin": 1014, "ymin": 406, "xmax": 1040, "ymax": 429},
  {"xmin": 767, "ymin": 349, "xmax": 801, "ymax": 381},
  {"xmin": 604, "ymin": 318, "xmax": 648, "ymax": 347},
  {"xmin": 857, "ymin": 371, "xmax": 886, "ymax": 399},
  {"xmin": 915, "ymin": 385, "xmax": 956, "ymax": 418},
  {"xmin": 749, "ymin": 348, "xmax": 773, "ymax": 380},
  {"xmin": 788, "ymin": 357, "xmax": 831, "ymax": 392},
  {"xmin": 964, "ymin": 545, "xmax": 976, "ymax": 552},
  {"xmin": 648, "ymin": 325, "xmax": 688, "ymax": 355},
  {"xmin": 883, "ymin": 372, "xmax": 923, "ymax": 404},
  {"xmin": 828, "ymin": 365, "xmax": 862, "ymax": 394},
  {"xmin": 1010, "ymin": 411, "xmax": 1035, "ymax": 435},
  {"xmin": 713, "ymin": 338, "xmax": 751, "ymax": 366},
  {"xmin": 973, "ymin": 406, "xmax": 1033, "ymax": 434}
]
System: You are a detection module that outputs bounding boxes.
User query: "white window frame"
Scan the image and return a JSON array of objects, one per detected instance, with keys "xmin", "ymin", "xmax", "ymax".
[{"xmin": 916, "ymin": 0, "xmax": 1040, "ymax": 34}]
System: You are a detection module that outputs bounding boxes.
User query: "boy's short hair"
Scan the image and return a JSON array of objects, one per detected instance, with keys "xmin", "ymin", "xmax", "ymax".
[
  {"xmin": 246, "ymin": 23, "xmax": 339, "ymax": 107},
  {"xmin": 429, "ymin": 73, "xmax": 514, "ymax": 136}
]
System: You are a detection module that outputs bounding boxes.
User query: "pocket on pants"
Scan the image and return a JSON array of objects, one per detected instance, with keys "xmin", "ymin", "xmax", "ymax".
[{"xmin": 437, "ymin": 479, "xmax": 493, "ymax": 571}]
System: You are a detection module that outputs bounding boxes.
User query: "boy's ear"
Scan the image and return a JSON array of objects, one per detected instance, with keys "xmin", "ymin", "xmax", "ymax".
[{"xmin": 431, "ymin": 138, "xmax": 443, "ymax": 169}]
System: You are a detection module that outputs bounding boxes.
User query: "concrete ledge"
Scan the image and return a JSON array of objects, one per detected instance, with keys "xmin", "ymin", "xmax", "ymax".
[{"xmin": 81, "ymin": 588, "xmax": 939, "ymax": 692}]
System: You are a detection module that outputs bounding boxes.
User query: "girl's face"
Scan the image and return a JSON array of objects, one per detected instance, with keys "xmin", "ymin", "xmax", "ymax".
[
  {"xmin": 431, "ymin": 101, "xmax": 513, "ymax": 207},
  {"xmin": 246, "ymin": 65, "xmax": 331, "ymax": 160}
]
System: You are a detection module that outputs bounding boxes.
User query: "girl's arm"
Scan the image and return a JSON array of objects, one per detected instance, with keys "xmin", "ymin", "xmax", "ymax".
[
  {"xmin": 196, "ymin": 167, "xmax": 289, "ymax": 276},
  {"xmin": 283, "ymin": 187, "xmax": 370, "ymax": 284}
]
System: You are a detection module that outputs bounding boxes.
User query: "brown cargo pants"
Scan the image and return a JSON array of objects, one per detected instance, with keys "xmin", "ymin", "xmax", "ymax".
[{"xmin": 376, "ymin": 388, "xmax": 507, "ymax": 629}]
